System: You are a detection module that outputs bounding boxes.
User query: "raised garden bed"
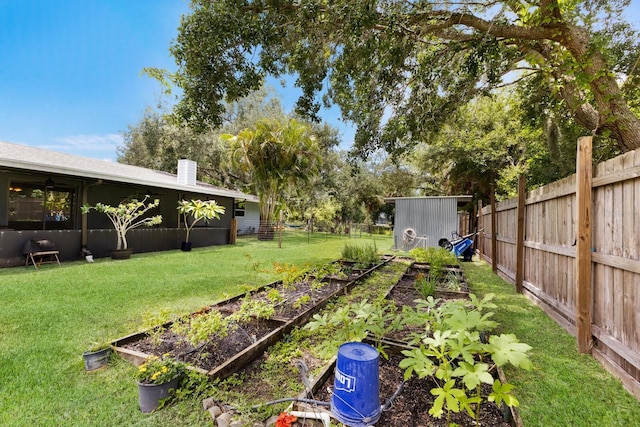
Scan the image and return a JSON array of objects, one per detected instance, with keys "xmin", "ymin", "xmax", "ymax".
[
  {"xmin": 112, "ymin": 257, "xmax": 392, "ymax": 380},
  {"xmin": 308, "ymin": 346, "xmax": 522, "ymax": 427}
]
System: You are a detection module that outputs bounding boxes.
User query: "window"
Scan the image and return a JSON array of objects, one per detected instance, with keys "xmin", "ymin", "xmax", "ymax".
[
  {"xmin": 234, "ymin": 201, "xmax": 246, "ymax": 217},
  {"xmin": 8, "ymin": 181, "xmax": 75, "ymax": 230}
]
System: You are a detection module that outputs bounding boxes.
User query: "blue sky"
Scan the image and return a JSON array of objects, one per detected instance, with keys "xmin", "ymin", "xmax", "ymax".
[
  {"xmin": 0, "ymin": 0, "xmax": 353, "ymax": 161},
  {"xmin": 1, "ymin": 1, "xmax": 639, "ymax": 162}
]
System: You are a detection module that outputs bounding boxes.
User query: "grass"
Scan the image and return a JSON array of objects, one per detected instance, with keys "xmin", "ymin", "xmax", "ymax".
[
  {"xmin": 2, "ymin": 233, "xmax": 639, "ymax": 426},
  {"xmin": 462, "ymin": 260, "xmax": 640, "ymax": 427},
  {"xmin": 0, "ymin": 231, "xmax": 390, "ymax": 426}
]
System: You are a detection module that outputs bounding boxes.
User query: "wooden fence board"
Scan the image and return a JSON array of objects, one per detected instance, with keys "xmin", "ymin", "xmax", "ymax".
[{"xmin": 479, "ymin": 146, "xmax": 640, "ymax": 395}]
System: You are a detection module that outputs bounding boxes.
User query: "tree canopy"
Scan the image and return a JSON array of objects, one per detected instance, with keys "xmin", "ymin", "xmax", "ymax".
[
  {"xmin": 223, "ymin": 118, "xmax": 322, "ymax": 235},
  {"xmin": 159, "ymin": 0, "xmax": 640, "ymax": 155}
]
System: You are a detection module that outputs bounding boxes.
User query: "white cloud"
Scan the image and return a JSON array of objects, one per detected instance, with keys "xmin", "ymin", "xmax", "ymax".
[
  {"xmin": 32, "ymin": 134, "xmax": 125, "ymax": 161},
  {"xmin": 48, "ymin": 134, "xmax": 124, "ymax": 152}
]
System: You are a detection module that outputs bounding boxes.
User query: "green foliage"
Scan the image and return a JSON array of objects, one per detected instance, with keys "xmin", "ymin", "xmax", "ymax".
[
  {"xmin": 414, "ymin": 273, "xmax": 436, "ymax": 299},
  {"xmin": 142, "ymin": 308, "xmax": 174, "ymax": 346},
  {"xmin": 81, "ymin": 195, "xmax": 162, "ymax": 250},
  {"xmin": 222, "ymin": 118, "xmax": 321, "ymax": 224},
  {"xmin": 177, "ymin": 199, "xmax": 225, "ymax": 243},
  {"xmin": 272, "ymin": 262, "xmax": 305, "ymax": 289},
  {"xmin": 171, "ymin": 309, "xmax": 230, "ymax": 347},
  {"xmin": 399, "ymin": 294, "xmax": 530, "ymax": 423},
  {"xmin": 340, "ymin": 242, "xmax": 379, "ymax": 265},
  {"xmin": 292, "ymin": 295, "xmax": 311, "ymax": 310},
  {"xmin": 410, "ymin": 247, "xmax": 458, "ymax": 279},
  {"xmin": 305, "ymin": 299, "xmax": 401, "ymax": 359},
  {"xmin": 162, "ymin": 0, "xmax": 640, "ymax": 159},
  {"xmin": 266, "ymin": 288, "xmax": 284, "ymax": 304},
  {"xmin": 134, "ymin": 355, "xmax": 186, "ymax": 385},
  {"xmin": 232, "ymin": 297, "xmax": 276, "ymax": 322}
]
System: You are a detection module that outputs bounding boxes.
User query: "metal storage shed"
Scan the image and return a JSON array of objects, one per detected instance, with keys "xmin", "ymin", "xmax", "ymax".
[{"xmin": 385, "ymin": 196, "xmax": 473, "ymax": 250}]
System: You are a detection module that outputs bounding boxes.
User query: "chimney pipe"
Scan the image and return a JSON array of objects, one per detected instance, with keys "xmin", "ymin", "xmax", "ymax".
[{"xmin": 177, "ymin": 159, "xmax": 197, "ymax": 186}]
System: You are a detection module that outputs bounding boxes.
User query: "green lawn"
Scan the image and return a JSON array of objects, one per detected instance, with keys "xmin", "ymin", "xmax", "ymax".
[
  {"xmin": 462, "ymin": 260, "xmax": 640, "ymax": 427},
  {"xmin": 1, "ymin": 235, "xmax": 639, "ymax": 426},
  {"xmin": 0, "ymin": 232, "xmax": 389, "ymax": 426}
]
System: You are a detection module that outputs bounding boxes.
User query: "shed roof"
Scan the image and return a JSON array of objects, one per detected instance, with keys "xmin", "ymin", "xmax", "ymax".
[
  {"xmin": 0, "ymin": 141, "xmax": 257, "ymax": 202},
  {"xmin": 384, "ymin": 195, "xmax": 473, "ymax": 205}
]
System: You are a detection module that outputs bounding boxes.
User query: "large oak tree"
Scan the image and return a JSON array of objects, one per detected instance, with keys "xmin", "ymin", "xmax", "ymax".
[{"xmin": 158, "ymin": 0, "xmax": 640, "ymax": 154}]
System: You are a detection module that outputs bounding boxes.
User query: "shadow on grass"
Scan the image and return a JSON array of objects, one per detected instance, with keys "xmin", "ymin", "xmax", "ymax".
[{"xmin": 463, "ymin": 260, "xmax": 640, "ymax": 427}]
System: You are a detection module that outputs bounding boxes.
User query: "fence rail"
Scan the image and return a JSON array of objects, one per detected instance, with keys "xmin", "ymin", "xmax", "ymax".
[{"xmin": 479, "ymin": 137, "xmax": 640, "ymax": 399}]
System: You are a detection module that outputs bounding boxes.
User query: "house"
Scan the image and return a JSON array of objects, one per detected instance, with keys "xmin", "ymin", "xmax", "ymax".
[
  {"xmin": 0, "ymin": 141, "xmax": 259, "ymax": 267},
  {"xmin": 384, "ymin": 196, "xmax": 473, "ymax": 251}
]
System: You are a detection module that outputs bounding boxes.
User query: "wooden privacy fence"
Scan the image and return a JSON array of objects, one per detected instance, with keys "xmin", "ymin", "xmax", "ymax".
[{"xmin": 478, "ymin": 137, "xmax": 640, "ymax": 399}]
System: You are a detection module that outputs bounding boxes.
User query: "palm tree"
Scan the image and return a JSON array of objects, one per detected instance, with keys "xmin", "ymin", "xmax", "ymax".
[{"xmin": 224, "ymin": 118, "xmax": 321, "ymax": 240}]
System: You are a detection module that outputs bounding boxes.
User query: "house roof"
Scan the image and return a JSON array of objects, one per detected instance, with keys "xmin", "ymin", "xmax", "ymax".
[{"xmin": 0, "ymin": 141, "xmax": 258, "ymax": 202}]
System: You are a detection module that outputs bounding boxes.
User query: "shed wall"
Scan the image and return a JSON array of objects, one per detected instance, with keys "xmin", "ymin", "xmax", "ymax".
[{"xmin": 393, "ymin": 198, "xmax": 459, "ymax": 250}]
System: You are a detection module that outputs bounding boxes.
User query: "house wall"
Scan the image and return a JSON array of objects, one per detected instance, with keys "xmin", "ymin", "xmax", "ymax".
[
  {"xmin": 1, "ymin": 172, "xmax": 238, "ymax": 267},
  {"xmin": 0, "ymin": 174, "xmax": 8, "ymax": 226},
  {"xmin": 237, "ymin": 201, "xmax": 260, "ymax": 235},
  {"xmin": 393, "ymin": 198, "xmax": 459, "ymax": 250},
  {"xmin": 0, "ymin": 229, "xmax": 81, "ymax": 267}
]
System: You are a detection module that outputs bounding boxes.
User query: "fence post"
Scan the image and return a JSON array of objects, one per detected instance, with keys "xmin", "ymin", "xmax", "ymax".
[
  {"xmin": 477, "ymin": 199, "xmax": 484, "ymax": 258},
  {"xmin": 576, "ymin": 136, "xmax": 593, "ymax": 354},
  {"xmin": 490, "ymin": 190, "xmax": 497, "ymax": 273},
  {"xmin": 230, "ymin": 218, "xmax": 237, "ymax": 244},
  {"xmin": 515, "ymin": 175, "xmax": 526, "ymax": 293}
]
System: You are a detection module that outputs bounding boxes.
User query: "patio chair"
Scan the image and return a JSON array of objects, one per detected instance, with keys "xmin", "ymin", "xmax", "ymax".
[{"xmin": 23, "ymin": 239, "xmax": 61, "ymax": 270}]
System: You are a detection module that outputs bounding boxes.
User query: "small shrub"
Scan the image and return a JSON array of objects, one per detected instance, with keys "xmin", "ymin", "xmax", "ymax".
[
  {"xmin": 341, "ymin": 242, "xmax": 379, "ymax": 265},
  {"xmin": 232, "ymin": 297, "xmax": 276, "ymax": 322},
  {"xmin": 293, "ymin": 295, "xmax": 311, "ymax": 309},
  {"xmin": 415, "ymin": 273, "xmax": 437, "ymax": 299},
  {"xmin": 171, "ymin": 309, "xmax": 230, "ymax": 347},
  {"xmin": 410, "ymin": 246, "xmax": 458, "ymax": 279}
]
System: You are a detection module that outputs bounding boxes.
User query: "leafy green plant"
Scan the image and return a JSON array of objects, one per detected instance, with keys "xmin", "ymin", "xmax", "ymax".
[
  {"xmin": 142, "ymin": 308, "xmax": 174, "ymax": 346},
  {"xmin": 177, "ymin": 199, "xmax": 225, "ymax": 243},
  {"xmin": 135, "ymin": 355, "xmax": 186, "ymax": 385},
  {"xmin": 340, "ymin": 242, "xmax": 379, "ymax": 265},
  {"xmin": 171, "ymin": 309, "xmax": 230, "ymax": 347},
  {"xmin": 292, "ymin": 295, "xmax": 311, "ymax": 309},
  {"xmin": 410, "ymin": 247, "xmax": 458, "ymax": 279},
  {"xmin": 232, "ymin": 296, "xmax": 276, "ymax": 322},
  {"xmin": 272, "ymin": 262, "xmax": 305, "ymax": 289},
  {"xmin": 305, "ymin": 299, "xmax": 401, "ymax": 358},
  {"xmin": 414, "ymin": 273, "xmax": 437, "ymax": 299},
  {"xmin": 266, "ymin": 288, "xmax": 284, "ymax": 304},
  {"xmin": 438, "ymin": 271, "xmax": 465, "ymax": 292},
  {"xmin": 399, "ymin": 294, "xmax": 531, "ymax": 425}
]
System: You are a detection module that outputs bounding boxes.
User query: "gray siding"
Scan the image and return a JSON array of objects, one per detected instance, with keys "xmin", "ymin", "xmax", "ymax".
[
  {"xmin": 237, "ymin": 201, "xmax": 260, "ymax": 235},
  {"xmin": 393, "ymin": 198, "xmax": 459, "ymax": 250}
]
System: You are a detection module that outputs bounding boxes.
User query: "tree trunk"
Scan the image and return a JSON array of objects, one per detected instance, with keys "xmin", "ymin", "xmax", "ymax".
[
  {"xmin": 561, "ymin": 25, "xmax": 640, "ymax": 151},
  {"xmin": 258, "ymin": 220, "xmax": 274, "ymax": 241}
]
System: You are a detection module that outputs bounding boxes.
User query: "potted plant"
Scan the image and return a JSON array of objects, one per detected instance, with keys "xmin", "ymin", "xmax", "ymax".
[
  {"xmin": 134, "ymin": 355, "xmax": 186, "ymax": 413},
  {"xmin": 82, "ymin": 341, "xmax": 111, "ymax": 371},
  {"xmin": 176, "ymin": 199, "xmax": 225, "ymax": 251},
  {"xmin": 81, "ymin": 195, "xmax": 162, "ymax": 259}
]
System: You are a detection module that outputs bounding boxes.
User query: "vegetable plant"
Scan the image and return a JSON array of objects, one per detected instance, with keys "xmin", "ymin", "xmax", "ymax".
[{"xmin": 399, "ymin": 294, "xmax": 531, "ymax": 425}]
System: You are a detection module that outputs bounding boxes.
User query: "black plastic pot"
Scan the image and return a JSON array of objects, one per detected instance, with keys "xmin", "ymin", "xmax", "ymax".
[
  {"xmin": 180, "ymin": 241, "xmax": 192, "ymax": 251},
  {"xmin": 137, "ymin": 376, "xmax": 181, "ymax": 413},
  {"xmin": 83, "ymin": 347, "xmax": 111, "ymax": 371},
  {"xmin": 111, "ymin": 249, "xmax": 133, "ymax": 260}
]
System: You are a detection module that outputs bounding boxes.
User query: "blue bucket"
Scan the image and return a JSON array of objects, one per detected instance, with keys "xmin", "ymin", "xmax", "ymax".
[{"xmin": 331, "ymin": 342, "xmax": 381, "ymax": 427}]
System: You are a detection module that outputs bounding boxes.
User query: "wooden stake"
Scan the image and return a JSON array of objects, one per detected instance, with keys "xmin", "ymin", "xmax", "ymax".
[
  {"xmin": 576, "ymin": 136, "xmax": 593, "ymax": 354},
  {"xmin": 515, "ymin": 175, "xmax": 526, "ymax": 293}
]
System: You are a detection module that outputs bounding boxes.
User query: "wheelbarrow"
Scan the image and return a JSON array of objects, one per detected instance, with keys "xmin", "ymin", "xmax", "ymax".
[{"xmin": 438, "ymin": 229, "xmax": 483, "ymax": 262}]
